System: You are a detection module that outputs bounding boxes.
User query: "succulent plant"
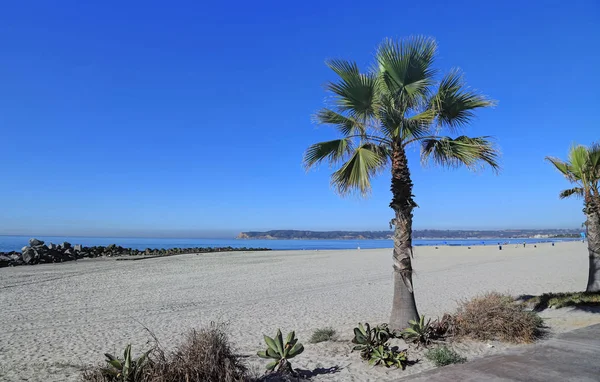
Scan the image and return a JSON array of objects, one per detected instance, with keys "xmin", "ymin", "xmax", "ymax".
[
  {"xmin": 401, "ymin": 315, "xmax": 433, "ymax": 347},
  {"xmin": 352, "ymin": 323, "xmax": 397, "ymax": 358},
  {"xmin": 257, "ymin": 329, "xmax": 304, "ymax": 374},
  {"xmin": 368, "ymin": 345, "xmax": 408, "ymax": 368},
  {"xmin": 102, "ymin": 344, "xmax": 151, "ymax": 381}
]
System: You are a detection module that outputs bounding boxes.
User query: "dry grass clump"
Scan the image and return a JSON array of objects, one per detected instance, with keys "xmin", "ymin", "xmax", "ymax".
[
  {"xmin": 148, "ymin": 323, "xmax": 248, "ymax": 382},
  {"xmin": 453, "ymin": 292, "xmax": 543, "ymax": 344},
  {"xmin": 81, "ymin": 323, "xmax": 249, "ymax": 382}
]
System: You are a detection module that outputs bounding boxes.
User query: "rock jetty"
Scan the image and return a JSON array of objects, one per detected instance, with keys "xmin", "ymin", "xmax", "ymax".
[{"xmin": 0, "ymin": 238, "xmax": 271, "ymax": 268}]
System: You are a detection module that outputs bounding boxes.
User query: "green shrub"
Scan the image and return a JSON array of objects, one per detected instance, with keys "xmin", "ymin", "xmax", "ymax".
[
  {"xmin": 520, "ymin": 291, "xmax": 600, "ymax": 311},
  {"xmin": 454, "ymin": 292, "xmax": 543, "ymax": 343},
  {"xmin": 425, "ymin": 346, "xmax": 466, "ymax": 367},
  {"xmin": 309, "ymin": 327, "xmax": 336, "ymax": 343},
  {"xmin": 257, "ymin": 329, "xmax": 304, "ymax": 374}
]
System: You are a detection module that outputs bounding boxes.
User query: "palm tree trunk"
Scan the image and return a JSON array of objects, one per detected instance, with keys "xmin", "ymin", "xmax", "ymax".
[
  {"xmin": 389, "ymin": 143, "xmax": 419, "ymax": 330},
  {"xmin": 585, "ymin": 199, "xmax": 600, "ymax": 292}
]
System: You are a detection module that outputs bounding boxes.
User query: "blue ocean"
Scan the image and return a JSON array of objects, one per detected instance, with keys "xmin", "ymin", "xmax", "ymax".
[{"xmin": 0, "ymin": 235, "xmax": 578, "ymax": 253}]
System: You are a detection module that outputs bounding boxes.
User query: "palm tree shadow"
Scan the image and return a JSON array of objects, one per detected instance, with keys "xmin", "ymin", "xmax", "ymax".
[
  {"xmin": 296, "ymin": 365, "xmax": 342, "ymax": 378},
  {"xmin": 256, "ymin": 366, "xmax": 342, "ymax": 381},
  {"xmin": 572, "ymin": 305, "xmax": 600, "ymax": 313}
]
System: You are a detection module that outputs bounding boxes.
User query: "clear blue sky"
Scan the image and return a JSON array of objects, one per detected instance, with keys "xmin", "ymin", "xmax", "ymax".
[{"xmin": 1, "ymin": 0, "xmax": 598, "ymax": 237}]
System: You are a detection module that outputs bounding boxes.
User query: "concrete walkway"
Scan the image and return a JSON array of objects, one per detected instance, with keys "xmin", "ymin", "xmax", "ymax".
[{"xmin": 399, "ymin": 323, "xmax": 600, "ymax": 381}]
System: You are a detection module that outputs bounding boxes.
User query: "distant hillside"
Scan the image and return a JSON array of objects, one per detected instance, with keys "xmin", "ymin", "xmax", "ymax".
[{"xmin": 237, "ymin": 229, "xmax": 581, "ymax": 240}]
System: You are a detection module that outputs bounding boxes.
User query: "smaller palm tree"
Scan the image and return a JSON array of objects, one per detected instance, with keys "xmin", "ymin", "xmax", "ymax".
[{"xmin": 546, "ymin": 143, "xmax": 600, "ymax": 292}]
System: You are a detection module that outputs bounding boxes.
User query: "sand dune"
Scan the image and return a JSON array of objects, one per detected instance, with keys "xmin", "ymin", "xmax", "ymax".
[{"xmin": 0, "ymin": 242, "xmax": 598, "ymax": 381}]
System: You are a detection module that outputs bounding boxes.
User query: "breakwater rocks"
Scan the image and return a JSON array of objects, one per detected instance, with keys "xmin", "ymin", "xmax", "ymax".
[{"xmin": 0, "ymin": 238, "xmax": 271, "ymax": 268}]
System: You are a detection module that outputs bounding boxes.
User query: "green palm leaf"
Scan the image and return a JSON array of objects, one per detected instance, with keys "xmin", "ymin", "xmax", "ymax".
[
  {"xmin": 430, "ymin": 69, "xmax": 495, "ymax": 132},
  {"xmin": 325, "ymin": 63, "xmax": 378, "ymax": 121},
  {"xmin": 304, "ymin": 139, "xmax": 354, "ymax": 169},
  {"xmin": 313, "ymin": 108, "xmax": 366, "ymax": 136},
  {"xmin": 546, "ymin": 142, "xmax": 600, "ymax": 199},
  {"xmin": 331, "ymin": 143, "xmax": 390, "ymax": 196},
  {"xmin": 421, "ymin": 136, "xmax": 499, "ymax": 171},
  {"xmin": 376, "ymin": 36, "xmax": 437, "ymax": 108}
]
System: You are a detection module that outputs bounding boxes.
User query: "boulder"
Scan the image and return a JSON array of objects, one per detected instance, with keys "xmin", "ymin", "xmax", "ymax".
[
  {"xmin": 47, "ymin": 243, "xmax": 56, "ymax": 250},
  {"xmin": 22, "ymin": 248, "xmax": 36, "ymax": 264},
  {"xmin": 29, "ymin": 238, "xmax": 44, "ymax": 246},
  {"xmin": 61, "ymin": 242, "xmax": 72, "ymax": 249},
  {"xmin": 21, "ymin": 246, "xmax": 29, "ymax": 253},
  {"xmin": 74, "ymin": 244, "xmax": 82, "ymax": 251}
]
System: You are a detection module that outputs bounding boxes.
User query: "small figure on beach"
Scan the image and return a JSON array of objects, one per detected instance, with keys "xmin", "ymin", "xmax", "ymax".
[
  {"xmin": 552, "ymin": 242, "xmax": 555, "ymax": 247},
  {"xmin": 499, "ymin": 245, "xmax": 502, "ymax": 250},
  {"xmin": 523, "ymin": 242, "xmax": 526, "ymax": 248}
]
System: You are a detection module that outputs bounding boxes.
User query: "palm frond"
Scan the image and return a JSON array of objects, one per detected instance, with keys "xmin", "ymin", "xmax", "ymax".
[
  {"xmin": 303, "ymin": 139, "xmax": 354, "ymax": 169},
  {"xmin": 559, "ymin": 187, "xmax": 584, "ymax": 199},
  {"xmin": 313, "ymin": 108, "xmax": 366, "ymax": 137},
  {"xmin": 402, "ymin": 109, "xmax": 436, "ymax": 140},
  {"xmin": 430, "ymin": 69, "xmax": 495, "ymax": 132},
  {"xmin": 376, "ymin": 36, "xmax": 437, "ymax": 109},
  {"xmin": 326, "ymin": 59, "xmax": 360, "ymax": 82},
  {"xmin": 421, "ymin": 136, "xmax": 500, "ymax": 172},
  {"xmin": 568, "ymin": 145, "xmax": 589, "ymax": 180},
  {"xmin": 331, "ymin": 143, "xmax": 390, "ymax": 196},
  {"xmin": 326, "ymin": 66, "xmax": 378, "ymax": 121},
  {"xmin": 545, "ymin": 156, "xmax": 575, "ymax": 179},
  {"xmin": 588, "ymin": 142, "xmax": 600, "ymax": 189}
]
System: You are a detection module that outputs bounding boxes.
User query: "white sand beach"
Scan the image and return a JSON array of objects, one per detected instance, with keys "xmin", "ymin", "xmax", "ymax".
[{"xmin": 1, "ymin": 242, "xmax": 598, "ymax": 381}]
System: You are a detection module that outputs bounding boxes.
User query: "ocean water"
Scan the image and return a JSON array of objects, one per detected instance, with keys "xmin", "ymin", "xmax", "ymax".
[{"xmin": 0, "ymin": 235, "xmax": 579, "ymax": 253}]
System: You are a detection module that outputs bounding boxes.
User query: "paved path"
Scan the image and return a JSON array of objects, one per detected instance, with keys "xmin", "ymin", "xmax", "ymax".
[{"xmin": 398, "ymin": 323, "xmax": 600, "ymax": 381}]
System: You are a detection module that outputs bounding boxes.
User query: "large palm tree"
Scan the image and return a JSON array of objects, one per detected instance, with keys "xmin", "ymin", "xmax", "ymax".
[
  {"xmin": 546, "ymin": 143, "xmax": 600, "ymax": 292},
  {"xmin": 303, "ymin": 37, "xmax": 499, "ymax": 329}
]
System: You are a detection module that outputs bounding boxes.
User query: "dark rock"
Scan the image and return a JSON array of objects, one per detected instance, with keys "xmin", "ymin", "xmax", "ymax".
[
  {"xmin": 29, "ymin": 238, "xmax": 44, "ymax": 246},
  {"xmin": 0, "ymin": 255, "xmax": 12, "ymax": 267},
  {"xmin": 47, "ymin": 243, "xmax": 56, "ymax": 250},
  {"xmin": 61, "ymin": 242, "xmax": 72, "ymax": 249}
]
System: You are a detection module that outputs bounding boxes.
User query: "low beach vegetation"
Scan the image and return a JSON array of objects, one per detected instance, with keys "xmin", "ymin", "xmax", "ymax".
[
  {"xmin": 82, "ymin": 323, "xmax": 248, "ymax": 382},
  {"xmin": 309, "ymin": 327, "xmax": 337, "ymax": 343},
  {"xmin": 453, "ymin": 292, "xmax": 543, "ymax": 343},
  {"xmin": 257, "ymin": 329, "xmax": 304, "ymax": 375},
  {"xmin": 519, "ymin": 291, "xmax": 600, "ymax": 311},
  {"xmin": 351, "ymin": 323, "xmax": 409, "ymax": 369},
  {"xmin": 425, "ymin": 346, "xmax": 466, "ymax": 367}
]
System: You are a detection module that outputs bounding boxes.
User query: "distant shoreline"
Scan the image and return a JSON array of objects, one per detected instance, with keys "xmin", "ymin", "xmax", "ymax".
[
  {"xmin": 235, "ymin": 236, "xmax": 580, "ymax": 241},
  {"xmin": 237, "ymin": 229, "xmax": 581, "ymax": 241}
]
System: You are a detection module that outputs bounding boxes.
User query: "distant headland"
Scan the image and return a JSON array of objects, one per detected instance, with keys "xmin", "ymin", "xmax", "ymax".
[{"xmin": 237, "ymin": 229, "xmax": 581, "ymax": 240}]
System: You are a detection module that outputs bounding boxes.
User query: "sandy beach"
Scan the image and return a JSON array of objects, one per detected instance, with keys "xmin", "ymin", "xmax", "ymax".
[{"xmin": 1, "ymin": 241, "xmax": 598, "ymax": 381}]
